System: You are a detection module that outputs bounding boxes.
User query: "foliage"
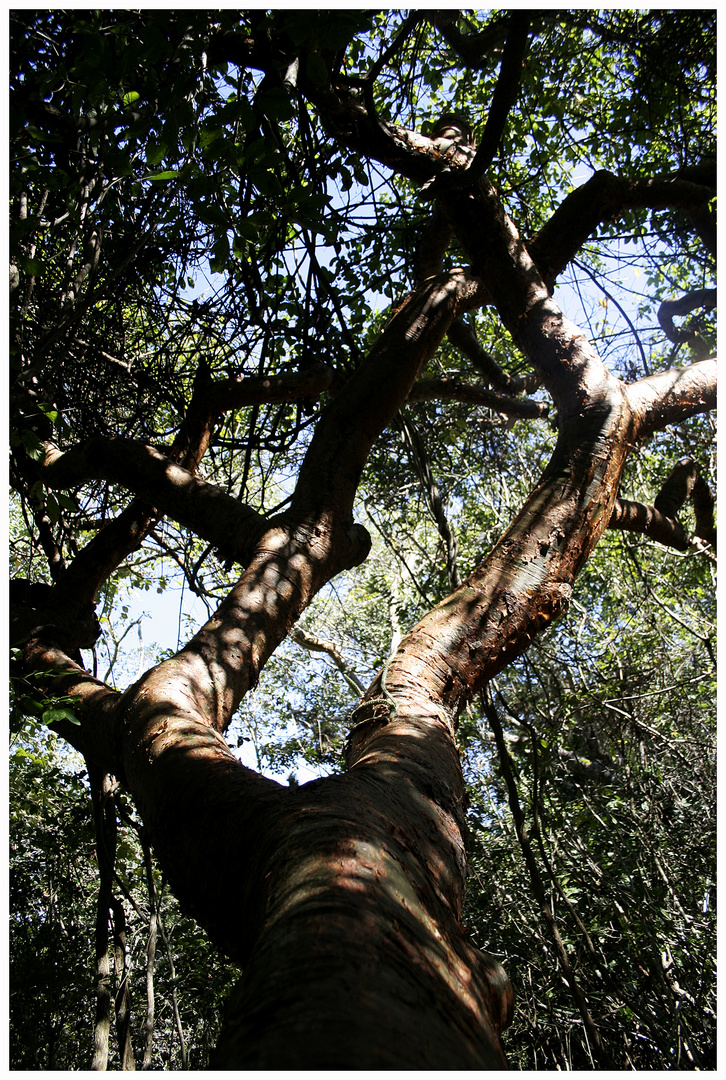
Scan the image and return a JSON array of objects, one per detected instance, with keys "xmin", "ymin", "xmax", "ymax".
[
  {"xmin": 463, "ymin": 527, "xmax": 716, "ymax": 1069},
  {"xmin": 10, "ymin": 729, "xmax": 236, "ymax": 1069}
]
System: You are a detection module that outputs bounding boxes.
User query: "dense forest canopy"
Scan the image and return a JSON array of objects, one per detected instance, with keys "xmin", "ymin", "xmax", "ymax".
[{"xmin": 10, "ymin": 8, "xmax": 716, "ymax": 1070}]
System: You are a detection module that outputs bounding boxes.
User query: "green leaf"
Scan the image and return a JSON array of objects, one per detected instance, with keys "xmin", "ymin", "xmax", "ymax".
[
  {"xmin": 250, "ymin": 168, "xmax": 284, "ymax": 197},
  {"xmin": 21, "ymin": 430, "xmax": 44, "ymax": 461},
  {"xmin": 237, "ymin": 217, "xmax": 264, "ymax": 241},
  {"xmin": 209, "ymin": 234, "xmax": 230, "ymax": 274},
  {"xmin": 18, "ymin": 255, "xmax": 43, "ymax": 277},
  {"xmin": 145, "ymin": 169, "xmax": 180, "ymax": 181},
  {"xmin": 146, "ymin": 140, "xmax": 167, "ymax": 166},
  {"xmin": 57, "ymin": 492, "xmax": 79, "ymax": 512},
  {"xmin": 41, "ymin": 706, "xmax": 81, "ymax": 726},
  {"xmin": 197, "ymin": 204, "xmax": 230, "ymax": 229},
  {"xmin": 38, "ymin": 404, "xmax": 59, "ymax": 425},
  {"xmin": 122, "ymin": 90, "xmax": 141, "ymax": 108},
  {"xmin": 257, "ymin": 87, "xmax": 295, "ymax": 121},
  {"xmin": 45, "ymin": 492, "xmax": 61, "ymax": 524}
]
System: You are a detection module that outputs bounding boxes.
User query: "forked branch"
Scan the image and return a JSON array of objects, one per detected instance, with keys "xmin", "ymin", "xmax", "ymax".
[{"xmin": 609, "ymin": 456, "xmax": 716, "ymax": 554}]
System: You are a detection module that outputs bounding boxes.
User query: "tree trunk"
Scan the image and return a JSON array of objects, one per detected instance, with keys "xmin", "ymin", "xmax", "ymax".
[
  {"xmin": 90, "ymin": 771, "xmax": 116, "ymax": 1071},
  {"xmin": 211, "ymin": 731, "xmax": 511, "ymax": 1069}
]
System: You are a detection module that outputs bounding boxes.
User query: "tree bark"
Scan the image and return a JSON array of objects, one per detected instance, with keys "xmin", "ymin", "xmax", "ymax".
[
  {"xmin": 90, "ymin": 770, "xmax": 117, "ymax": 1071},
  {"xmin": 210, "ymin": 761, "xmax": 512, "ymax": 1069}
]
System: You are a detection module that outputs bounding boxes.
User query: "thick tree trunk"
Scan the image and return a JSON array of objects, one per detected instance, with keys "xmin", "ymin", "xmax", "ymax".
[{"xmin": 211, "ymin": 715, "xmax": 511, "ymax": 1069}]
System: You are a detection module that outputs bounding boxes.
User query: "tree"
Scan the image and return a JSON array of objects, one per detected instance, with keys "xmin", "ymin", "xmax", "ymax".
[
  {"xmin": 10, "ymin": 9, "xmax": 716, "ymax": 1069},
  {"xmin": 10, "ymin": 728, "xmax": 237, "ymax": 1069}
]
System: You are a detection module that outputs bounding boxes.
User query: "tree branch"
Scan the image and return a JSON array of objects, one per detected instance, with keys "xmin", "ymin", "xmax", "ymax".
[
  {"xmin": 407, "ymin": 375, "xmax": 547, "ymax": 419},
  {"xmin": 427, "ymin": 10, "xmax": 537, "ymax": 71},
  {"xmin": 609, "ymin": 456, "xmax": 715, "ymax": 554},
  {"xmin": 52, "ymin": 501, "xmax": 159, "ymax": 614},
  {"xmin": 461, "ymin": 11, "xmax": 530, "ymax": 181},
  {"xmin": 658, "ymin": 288, "xmax": 716, "ymax": 358},
  {"xmin": 170, "ymin": 361, "xmax": 336, "ymax": 474},
  {"xmin": 446, "ymin": 318, "xmax": 540, "ymax": 395},
  {"xmin": 626, "ymin": 358, "xmax": 716, "ymax": 440},
  {"xmin": 47, "ymin": 365, "xmax": 333, "ymax": 611},
  {"xmin": 90, "ymin": 767, "xmax": 117, "ymax": 1071},
  {"xmin": 413, "ymin": 203, "xmax": 454, "ymax": 283},
  {"xmin": 608, "ymin": 498, "xmax": 689, "ymax": 550},
  {"xmin": 292, "ymin": 269, "xmax": 487, "ymax": 519},
  {"xmin": 110, "ymin": 896, "xmax": 135, "ymax": 1070},
  {"xmin": 366, "ymin": 11, "xmax": 422, "ymax": 88},
  {"xmin": 290, "ymin": 626, "xmax": 366, "ymax": 694},
  {"xmin": 528, "ymin": 167, "xmax": 717, "ymax": 286},
  {"xmin": 39, "ymin": 439, "xmax": 268, "ymax": 567}
]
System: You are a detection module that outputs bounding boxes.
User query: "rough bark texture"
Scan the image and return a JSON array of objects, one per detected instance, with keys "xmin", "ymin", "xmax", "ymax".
[{"xmin": 211, "ymin": 757, "xmax": 512, "ymax": 1069}]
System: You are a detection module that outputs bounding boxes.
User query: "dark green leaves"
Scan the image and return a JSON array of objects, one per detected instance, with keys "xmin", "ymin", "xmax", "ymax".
[
  {"xmin": 305, "ymin": 52, "xmax": 328, "ymax": 87},
  {"xmin": 146, "ymin": 169, "xmax": 181, "ymax": 181},
  {"xmin": 41, "ymin": 704, "xmax": 81, "ymax": 726}
]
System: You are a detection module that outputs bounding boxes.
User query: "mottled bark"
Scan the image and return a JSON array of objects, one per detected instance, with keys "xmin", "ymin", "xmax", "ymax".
[
  {"xmin": 211, "ymin": 752, "xmax": 512, "ymax": 1069},
  {"xmin": 626, "ymin": 358, "xmax": 716, "ymax": 439}
]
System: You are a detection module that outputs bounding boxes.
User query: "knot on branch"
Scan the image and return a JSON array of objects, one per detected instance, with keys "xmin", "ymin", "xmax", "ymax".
[
  {"xmin": 473, "ymin": 948, "xmax": 515, "ymax": 1035},
  {"xmin": 341, "ymin": 521, "xmax": 372, "ymax": 569}
]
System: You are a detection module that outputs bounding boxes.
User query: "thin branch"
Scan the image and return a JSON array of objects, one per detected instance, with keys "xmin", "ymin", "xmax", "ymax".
[
  {"xmin": 102, "ymin": 616, "xmax": 143, "ymax": 685},
  {"xmin": 367, "ymin": 11, "xmax": 422, "ymax": 88},
  {"xmin": 141, "ymin": 837, "xmax": 157, "ymax": 1070},
  {"xmin": 464, "ymin": 12, "xmax": 530, "ymax": 180},
  {"xmin": 140, "ymin": 834, "xmax": 188, "ymax": 1069},
  {"xmin": 483, "ymin": 692, "xmax": 612, "ymax": 1068},
  {"xmin": 110, "ymin": 896, "xmax": 135, "ymax": 1070},
  {"xmin": 409, "ymin": 377, "xmax": 547, "ymax": 417},
  {"xmin": 573, "ymin": 258, "xmax": 649, "ymax": 375},
  {"xmin": 447, "ymin": 317, "xmax": 540, "ymax": 395},
  {"xmin": 397, "ymin": 412, "xmax": 461, "ymax": 589},
  {"xmin": 89, "ymin": 768, "xmax": 117, "ymax": 1071},
  {"xmin": 290, "ymin": 625, "xmax": 366, "ymax": 694}
]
